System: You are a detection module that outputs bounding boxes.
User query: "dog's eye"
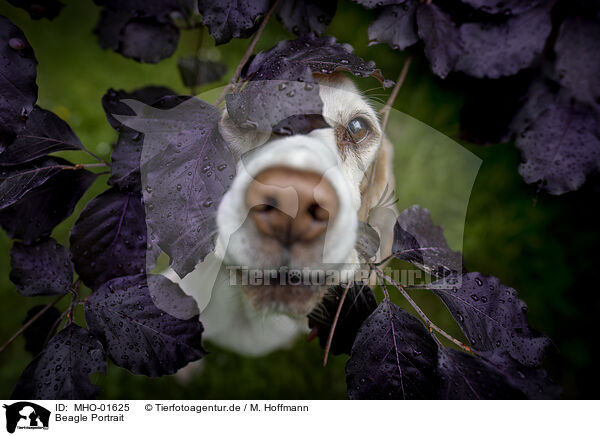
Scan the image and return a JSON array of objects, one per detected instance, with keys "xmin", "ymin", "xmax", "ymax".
[{"xmin": 346, "ymin": 117, "xmax": 370, "ymax": 143}]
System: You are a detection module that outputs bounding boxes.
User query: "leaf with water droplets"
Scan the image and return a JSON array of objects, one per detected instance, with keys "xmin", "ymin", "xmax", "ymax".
[
  {"xmin": 511, "ymin": 82, "xmax": 600, "ymax": 195},
  {"xmin": 346, "ymin": 301, "xmax": 438, "ymax": 399},
  {"xmin": 70, "ymin": 188, "xmax": 151, "ymax": 289},
  {"xmin": 416, "ymin": 3, "xmax": 463, "ymax": 78},
  {"xmin": 308, "ymin": 282, "xmax": 377, "ymax": 356},
  {"xmin": 429, "ymin": 272, "xmax": 551, "ymax": 366},
  {"xmin": 454, "ymin": 5, "xmax": 552, "ymax": 79},
  {"xmin": 367, "ymin": 1, "xmax": 419, "ymax": 50},
  {"xmin": 392, "ymin": 205, "xmax": 464, "ymax": 278},
  {"xmin": 459, "ymin": 0, "xmax": 543, "ymax": 15},
  {"xmin": 10, "ymin": 238, "xmax": 72, "ymax": 297},
  {"xmin": 114, "ymin": 97, "xmax": 235, "ymax": 277},
  {"xmin": 11, "ymin": 323, "xmax": 106, "ymax": 400},
  {"xmin": 102, "ymin": 86, "xmax": 189, "ymax": 192},
  {"xmin": 0, "ymin": 156, "xmax": 90, "ymax": 210},
  {"xmin": 553, "ymin": 16, "xmax": 600, "ymax": 115},
  {"xmin": 84, "ymin": 274, "xmax": 205, "ymax": 377},
  {"xmin": 7, "ymin": 0, "xmax": 65, "ymax": 20},
  {"xmin": 0, "ymin": 106, "xmax": 82, "ymax": 166},
  {"xmin": 198, "ymin": 0, "xmax": 271, "ymax": 45},
  {"xmin": 0, "ymin": 16, "xmax": 38, "ymax": 149},
  {"xmin": 227, "ymin": 34, "xmax": 390, "ymax": 132},
  {"xmin": 0, "ymin": 160, "xmax": 97, "ymax": 244},
  {"xmin": 94, "ymin": 0, "xmax": 197, "ymax": 63},
  {"xmin": 275, "ymin": 0, "xmax": 337, "ymax": 36},
  {"xmin": 437, "ymin": 347, "xmax": 525, "ymax": 399}
]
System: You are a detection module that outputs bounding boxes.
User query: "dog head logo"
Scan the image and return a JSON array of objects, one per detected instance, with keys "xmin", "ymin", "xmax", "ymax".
[{"xmin": 3, "ymin": 402, "xmax": 50, "ymax": 433}]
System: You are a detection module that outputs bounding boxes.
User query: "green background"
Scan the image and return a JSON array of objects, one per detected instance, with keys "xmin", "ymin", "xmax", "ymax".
[{"xmin": 1, "ymin": 0, "xmax": 597, "ymax": 399}]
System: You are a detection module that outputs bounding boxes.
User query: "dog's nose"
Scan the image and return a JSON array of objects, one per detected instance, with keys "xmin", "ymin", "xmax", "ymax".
[{"xmin": 245, "ymin": 167, "xmax": 339, "ymax": 245}]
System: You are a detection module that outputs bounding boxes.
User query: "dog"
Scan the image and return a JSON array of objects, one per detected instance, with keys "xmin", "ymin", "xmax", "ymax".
[{"xmin": 164, "ymin": 72, "xmax": 397, "ymax": 357}]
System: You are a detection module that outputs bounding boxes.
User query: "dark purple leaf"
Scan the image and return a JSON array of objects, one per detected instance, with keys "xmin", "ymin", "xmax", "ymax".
[
  {"xmin": 271, "ymin": 114, "xmax": 330, "ymax": 136},
  {"xmin": 437, "ymin": 347, "xmax": 525, "ymax": 399},
  {"xmin": 512, "ymin": 84, "xmax": 600, "ymax": 194},
  {"xmin": 94, "ymin": 0, "xmax": 198, "ymax": 18},
  {"xmin": 108, "ymin": 130, "xmax": 144, "ymax": 192},
  {"xmin": 553, "ymin": 17, "xmax": 600, "ymax": 114},
  {"xmin": 0, "ymin": 16, "xmax": 38, "ymax": 148},
  {"xmin": 102, "ymin": 87, "xmax": 189, "ymax": 192},
  {"xmin": 96, "ymin": 11, "xmax": 179, "ymax": 64},
  {"xmin": 10, "ymin": 238, "xmax": 72, "ymax": 297},
  {"xmin": 198, "ymin": 0, "xmax": 271, "ymax": 45},
  {"xmin": 84, "ymin": 274, "xmax": 205, "ymax": 377},
  {"xmin": 352, "ymin": 0, "xmax": 400, "ymax": 8},
  {"xmin": 307, "ymin": 282, "xmax": 377, "ymax": 355},
  {"xmin": 0, "ymin": 157, "xmax": 74, "ymax": 210},
  {"xmin": 226, "ymin": 80, "xmax": 325, "ymax": 133},
  {"xmin": 7, "ymin": 0, "xmax": 64, "ymax": 20},
  {"xmin": 11, "ymin": 323, "xmax": 106, "ymax": 400},
  {"xmin": 101, "ymin": 86, "xmax": 183, "ymax": 131},
  {"xmin": 120, "ymin": 19, "xmax": 179, "ymax": 63},
  {"xmin": 392, "ymin": 205, "xmax": 464, "ymax": 278},
  {"xmin": 459, "ymin": 0, "xmax": 544, "ymax": 15},
  {"xmin": 454, "ymin": 5, "xmax": 552, "ymax": 78},
  {"xmin": 346, "ymin": 301, "xmax": 438, "ymax": 399},
  {"xmin": 367, "ymin": 1, "xmax": 419, "ymax": 50},
  {"xmin": 430, "ymin": 272, "xmax": 551, "ymax": 366},
  {"xmin": 477, "ymin": 350, "xmax": 560, "ymax": 399},
  {"xmin": 114, "ymin": 97, "xmax": 235, "ymax": 277},
  {"xmin": 416, "ymin": 3, "xmax": 463, "ymax": 78},
  {"xmin": 356, "ymin": 221, "xmax": 380, "ymax": 261},
  {"xmin": 22, "ymin": 306, "xmax": 62, "ymax": 356},
  {"xmin": 70, "ymin": 188, "xmax": 151, "ymax": 289},
  {"xmin": 177, "ymin": 57, "xmax": 227, "ymax": 89},
  {"xmin": 228, "ymin": 34, "xmax": 390, "ymax": 132},
  {"xmin": 243, "ymin": 34, "xmax": 390, "ymax": 84},
  {"xmin": 0, "ymin": 163, "xmax": 97, "ymax": 244},
  {"xmin": 276, "ymin": 0, "xmax": 337, "ymax": 36},
  {"xmin": 0, "ymin": 106, "xmax": 82, "ymax": 166}
]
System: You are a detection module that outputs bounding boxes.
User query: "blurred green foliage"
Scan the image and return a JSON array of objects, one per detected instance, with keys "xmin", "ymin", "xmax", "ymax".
[{"xmin": 1, "ymin": 0, "xmax": 597, "ymax": 399}]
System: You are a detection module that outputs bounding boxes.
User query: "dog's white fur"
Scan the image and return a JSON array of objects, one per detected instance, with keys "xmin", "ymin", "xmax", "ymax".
[{"xmin": 165, "ymin": 74, "xmax": 396, "ymax": 356}]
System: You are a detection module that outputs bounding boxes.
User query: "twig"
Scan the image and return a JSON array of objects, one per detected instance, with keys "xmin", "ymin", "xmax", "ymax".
[
  {"xmin": 323, "ymin": 281, "xmax": 353, "ymax": 367},
  {"xmin": 379, "ymin": 54, "xmax": 413, "ymax": 133},
  {"xmin": 214, "ymin": 0, "xmax": 281, "ymax": 106},
  {"xmin": 0, "ymin": 293, "xmax": 66, "ymax": 354},
  {"xmin": 72, "ymin": 163, "xmax": 109, "ymax": 169},
  {"xmin": 374, "ymin": 267, "xmax": 472, "ymax": 352}
]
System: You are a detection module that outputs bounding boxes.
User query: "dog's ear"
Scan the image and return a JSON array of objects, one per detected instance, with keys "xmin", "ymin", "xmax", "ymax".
[{"xmin": 358, "ymin": 134, "xmax": 397, "ymax": 259}]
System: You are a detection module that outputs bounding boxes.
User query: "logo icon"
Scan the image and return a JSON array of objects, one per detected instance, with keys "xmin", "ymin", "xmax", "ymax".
[{"xmin": 3, "ymin": 402, "xmax": 50, "ymax": 434}]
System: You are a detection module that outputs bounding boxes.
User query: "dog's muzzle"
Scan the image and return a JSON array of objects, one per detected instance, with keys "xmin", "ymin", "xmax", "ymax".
[{"xmin": 214, "ymin": 129, "xmax": 359, "ymax": 313}]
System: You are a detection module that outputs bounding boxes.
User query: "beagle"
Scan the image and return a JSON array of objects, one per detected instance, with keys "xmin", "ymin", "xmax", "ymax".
[{"xmin": 164, "ymin": 73, "xmax": 397, "ymax": 356}]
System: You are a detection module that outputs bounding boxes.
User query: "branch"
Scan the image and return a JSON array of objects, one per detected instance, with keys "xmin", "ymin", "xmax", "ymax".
[
  {"xmin": 322, "ymin": 281, "xmax": 353, "ymax": 367},
  {"xmin": 379, "ymin": 53, "xmax": 413, "ymax": 133},
  {"xmin": 214, "ymin": 0, "xmax": 281, "ymax": 106},
  {"xmin": 0, "ymin": 293, "xmax": 66, "ymax": 354},
  {"xmin": 373, "ymin": 266, "xmax": 472, "ymax": 353}
]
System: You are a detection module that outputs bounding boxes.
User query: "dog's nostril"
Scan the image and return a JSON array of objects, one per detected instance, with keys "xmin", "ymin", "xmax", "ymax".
[
  {"xmin": 307, "ymin": 202, "xmax": 329, "ymax": 222},
  {"xmin": 245, "ymin": 166, "xmax": 339, "ymax": 245}
]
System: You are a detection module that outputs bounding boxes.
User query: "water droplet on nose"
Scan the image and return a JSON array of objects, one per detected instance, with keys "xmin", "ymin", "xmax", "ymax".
[
  {"xmin": 217, "ymin": 164, "xmax": 227, "ymax": 171},
  {"xmin": 203, "ymin": 198, "xmax": 213, "ymax": 207},
  {"xmin": 176, "ymin": 184, "xmax": 182, "ymax": 191},
  {"xmin": 475, "ymin": 277, "xmax": 483, "ymax": 286}
]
